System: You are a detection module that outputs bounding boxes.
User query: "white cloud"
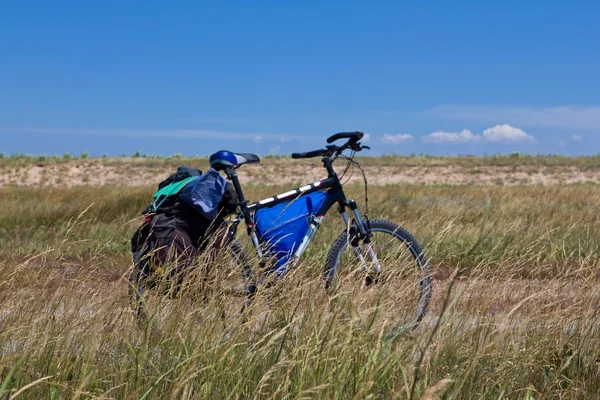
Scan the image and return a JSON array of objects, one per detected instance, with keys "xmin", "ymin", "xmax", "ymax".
[
  {"xmin": 362, "ymin": 133, "xmax": 371, "ymax": 142},
  {"xmin": 253, "ymin": 136, "xmax": 263, "ymax": 143},
  {"xmin": 422, "ymin": 129, "xmax": 479, "ymax": 144},
  {"xmin": 425, "ymin": 105, "xmax": 600, "ymax": 131},
  {"xmin": 482, "ymin": 124, "xmax": 534, "ymax": 142},
  {"xmin": 381, "ymin": 133, "xmax": 413, "ymax": 144},
  {"xmin": 572, "ymin": 135, "xmax": 583, "ymax": 141},
  {"xmin": 422, "ymin": 125, "xmax": 534, "ymax": 144}
]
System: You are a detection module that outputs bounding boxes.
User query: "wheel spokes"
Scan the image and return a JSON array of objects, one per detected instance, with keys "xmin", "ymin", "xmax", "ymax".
[{"xmin": 334, "ymin": 229, "xmax": 426, "ymax": 331}]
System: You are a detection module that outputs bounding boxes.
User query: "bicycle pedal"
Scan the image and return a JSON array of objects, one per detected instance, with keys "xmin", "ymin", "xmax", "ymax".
[{"xmin": 364, "ymin": 274, "xmax": 379, "ymax": 287}]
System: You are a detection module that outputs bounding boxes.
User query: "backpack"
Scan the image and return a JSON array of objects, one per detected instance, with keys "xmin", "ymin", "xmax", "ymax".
[
  {"xmin": 132, "ymin": 166, "xmax": 238, "ymax": 275},
  {"xmin": 132, "ymin": 166, "xmax": 202, "ymax": 275},
  {"xmin": 158, "ymin": 166, "xmax": 203, "ymax": 190},
  {"xmin": 254, "ymin": 191, "xmax": 328, "ymax": 275},
  {"xmin": 141, "ymin": 166, "xmax": 203, "ymax": 215}
]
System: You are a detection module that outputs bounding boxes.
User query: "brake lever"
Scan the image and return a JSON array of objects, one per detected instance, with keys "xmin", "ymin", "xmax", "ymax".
[
  {"xmin": 362, "ymin": 145, "xmax": 370, "ymax": 150},
  {"xmin": 349, "ymin": 141, "xmax": 363, "ymax": 151}
]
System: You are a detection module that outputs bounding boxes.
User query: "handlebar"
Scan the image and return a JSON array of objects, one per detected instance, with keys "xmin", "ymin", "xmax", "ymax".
[
  {"xmin": 291, "ymin": 149, "xmax": 327, "ymax": 159},
  {"xmin": 291, "ymin": 131, "xmax": 369, "ymax": 160},
  {"xmin": 327, "ymin": 131, "xmax": 364, "ymax": 144}
]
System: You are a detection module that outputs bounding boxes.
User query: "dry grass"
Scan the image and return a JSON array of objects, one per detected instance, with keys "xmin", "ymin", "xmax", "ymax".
[{"xmin": 1, "ymin": 158, "xmax": 600, "ymax": 398}]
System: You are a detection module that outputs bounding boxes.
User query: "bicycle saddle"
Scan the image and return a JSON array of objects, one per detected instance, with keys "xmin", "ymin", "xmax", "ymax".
[{"xmin": 209, "ymin": 150, "xmax": 260, "ymax": 171}]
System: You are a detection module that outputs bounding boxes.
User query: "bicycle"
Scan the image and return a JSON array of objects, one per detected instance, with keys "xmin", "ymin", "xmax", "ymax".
[{"xmin": 130, "ymin": 131, "xmax": 432, "ymax": 336}]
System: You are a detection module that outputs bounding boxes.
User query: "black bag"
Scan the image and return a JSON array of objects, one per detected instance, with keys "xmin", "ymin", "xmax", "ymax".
[
  {"xmin": 131, "ymin": 166, "xmax": 239, "ymax": 280},
  {"xmin": 157, "ymin": 166, "xmax": 202, "ymax": 190},
  {"xmin": 141, "ymin": 165, "xmax": 203, "ymax": 215}
]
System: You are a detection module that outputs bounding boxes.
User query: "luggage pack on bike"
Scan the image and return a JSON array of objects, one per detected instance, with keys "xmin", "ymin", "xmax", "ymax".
[{"xmin": 130, "ymin": 166, "xmax": 238, "ymax": 290}]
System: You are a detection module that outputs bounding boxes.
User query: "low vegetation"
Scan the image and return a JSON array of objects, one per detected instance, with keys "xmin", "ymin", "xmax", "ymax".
[{"xmin": 1, "ymin": 159, "xmax": 599, "ymax": 398}]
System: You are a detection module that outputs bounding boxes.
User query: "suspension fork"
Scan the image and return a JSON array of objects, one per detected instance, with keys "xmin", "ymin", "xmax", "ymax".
[{"xmin": 339, "ymin": 200, "xmax": 382, "ymax": 279}]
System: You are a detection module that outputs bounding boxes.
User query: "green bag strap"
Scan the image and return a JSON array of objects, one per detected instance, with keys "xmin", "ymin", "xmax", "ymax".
[{"xmin": 151, "ymin": 176, "xmax": 197, "ymax": 212}]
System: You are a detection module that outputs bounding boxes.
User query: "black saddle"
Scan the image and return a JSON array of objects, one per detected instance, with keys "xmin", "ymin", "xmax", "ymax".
[{"xmin": 209, "ymin": 150, "xmax": 260, "ymax": 170}]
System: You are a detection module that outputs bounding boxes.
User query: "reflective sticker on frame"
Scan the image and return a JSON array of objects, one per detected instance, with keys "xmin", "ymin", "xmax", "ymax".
[
  {"xmin": 278, "ymin": 190, "xmax": 298, "ymax": 198},
  {"xmin": 259, "ymin": 197, "xmax": 275, "ymax": 205}
]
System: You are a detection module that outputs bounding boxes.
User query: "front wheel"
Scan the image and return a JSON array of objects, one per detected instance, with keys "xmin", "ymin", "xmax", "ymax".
[{"xmin": 324, "ymin": 219, "xmax": 432, "ymax": 336}]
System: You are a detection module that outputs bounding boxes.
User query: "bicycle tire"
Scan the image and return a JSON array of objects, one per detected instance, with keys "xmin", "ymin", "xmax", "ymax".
[
  {"xmin": 128, "ymin": 239, "xmax": 253, "ymax": 321},
  {"xmin": 324, "ymin": 219, "xmax": 432, "ymax": 336}
]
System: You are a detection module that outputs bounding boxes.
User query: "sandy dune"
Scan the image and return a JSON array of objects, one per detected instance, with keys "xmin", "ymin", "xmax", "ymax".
[{"xmin": 1, "ymin": 159, "xmax": 600, "ymax": 187}]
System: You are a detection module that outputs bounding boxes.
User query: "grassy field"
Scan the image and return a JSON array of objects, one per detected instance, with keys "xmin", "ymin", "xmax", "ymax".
[{"xmin": 1, "ymin": 158, "xmax": 600, "ymax": 398}]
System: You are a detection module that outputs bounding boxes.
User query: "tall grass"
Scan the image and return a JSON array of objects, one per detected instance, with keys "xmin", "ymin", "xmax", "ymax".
[{"xmin": 1, "ymin": 183, "xmax": 599, "ymax": 398}]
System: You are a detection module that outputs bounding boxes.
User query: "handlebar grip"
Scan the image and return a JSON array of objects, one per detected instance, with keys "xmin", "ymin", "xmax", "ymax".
[
  {"xmin": 291, "ymin": 149, "xmax": 326, "ymax": 159},
  {"xmin": 327, "ymin": 131, "xmax": 364, "ymax": 144}
]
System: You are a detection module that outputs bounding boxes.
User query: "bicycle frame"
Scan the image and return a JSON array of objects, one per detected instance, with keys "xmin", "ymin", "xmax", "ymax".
[{"xmin": 224, "ymin": 158, "xmax": 374, "ymax": 277}]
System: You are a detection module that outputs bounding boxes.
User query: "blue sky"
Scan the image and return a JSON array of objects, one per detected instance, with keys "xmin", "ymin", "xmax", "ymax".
[{"xmin": 1, "ymin": 1, "xmax": 598, "ymax": 157}]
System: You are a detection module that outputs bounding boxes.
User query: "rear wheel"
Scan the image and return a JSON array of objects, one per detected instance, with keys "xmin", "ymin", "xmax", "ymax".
[
  {"xmin": 128, "ymin": 239, "xmax": 253, "ymax": 324},
  {"xmin": 324, "ymin": 219, "xmax": 432, "ymax": 337}
]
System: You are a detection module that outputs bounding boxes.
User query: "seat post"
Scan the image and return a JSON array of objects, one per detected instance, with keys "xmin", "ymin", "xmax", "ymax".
[
  {"xmin": 225, "ymin": 168, "xmax": 246, "ymax": 204},
  {"xmin": 225, "ymin": 167, "xmax": 256, "ymax": 234}
]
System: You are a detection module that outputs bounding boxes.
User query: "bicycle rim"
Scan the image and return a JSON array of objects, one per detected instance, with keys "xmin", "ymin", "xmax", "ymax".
[
  {"xmin": 128, "ymin": 241, "xmax": 251, "ymax": 327},
  {"xmin": 326, "ymin": 222, "xmax": 431, "ymax": 335}
]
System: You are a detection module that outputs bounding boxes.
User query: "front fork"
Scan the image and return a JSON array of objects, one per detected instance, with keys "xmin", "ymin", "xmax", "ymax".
[{"xmin": 340, "ymin": 200, "xmax": 382, "ymax": 284}]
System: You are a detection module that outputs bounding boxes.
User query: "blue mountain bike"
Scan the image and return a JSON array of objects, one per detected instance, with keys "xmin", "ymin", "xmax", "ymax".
[{"xmin": 212, "ymin": 131, "xmax": 432, "ymax": 333}]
